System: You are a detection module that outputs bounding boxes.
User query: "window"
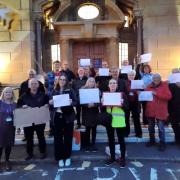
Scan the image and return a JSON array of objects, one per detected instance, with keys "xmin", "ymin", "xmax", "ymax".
[
  {"xmin": 124, "ymin": 16, "xmax": 129, "ymax": 27},
  {"xmin": 78, "ymin": 3, "xmax": 99, "ymax": 20},
  {"xmin": 51, "ymin": 44, "xmax": 60, "ymax": 62},
  {"xmin": 119, "ymin": 43, "xmax": 128, "ymax": 68}
]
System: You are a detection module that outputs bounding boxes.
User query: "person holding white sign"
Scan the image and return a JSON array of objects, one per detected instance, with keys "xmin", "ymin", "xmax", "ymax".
[
  {"xmin": 140, "ymin": 64, "xmax": 153, "ymax": 126},
  {"xmin": 49, "ymin": 74, "xmax": 77, "ymax": 168},
  {"xmin": 126, "ymin": 70, "xmax": 142, "ymax": 138},
  {"xmin": 81, "ymin": 77, "xmax": 99, "ymax": 152},
  {"xmin": 72, "ymin": 67, "xmax": 87, "ymax": 129},
  {"xmin": 102, "ymin": 78, "xmax": 128, "ymax": 168},
  {"xmin": 119, "ymin": 60, "xmax": 129, "ymax": 80},
  {"xmin": 95, "ymin": 61, "xmax": 111, "ymax": 92},
  {"xmin": 0, "ymin": 87, "xmax": 16, "ymax": 171},
  {"xmin": 17, "ymin": 78, "xmax": 49, "ymax": 161},
  {"xmin": 110, "ymin": 67, "xmax": 128, "ymax": 94},
  {"xmin": 145, "ymin": 74, "xmax": 172, "ymax": 151}
]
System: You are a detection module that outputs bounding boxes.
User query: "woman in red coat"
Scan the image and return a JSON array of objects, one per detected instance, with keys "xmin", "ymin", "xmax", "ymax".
[{"xmin": 145, "ymin": 74, "xmax": 172, "ymax": 151}]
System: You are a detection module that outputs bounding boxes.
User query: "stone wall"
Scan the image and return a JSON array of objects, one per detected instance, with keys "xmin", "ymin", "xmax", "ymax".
[
  {"xmin": 139, "ymin": 0, "xmax": 180, "ymax": 79},
  {"xmin": 0, "ymin": 0, "xmax": 33, "ymax": 85}
]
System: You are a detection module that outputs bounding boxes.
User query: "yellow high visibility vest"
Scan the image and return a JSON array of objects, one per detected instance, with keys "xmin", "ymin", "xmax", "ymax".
[{"xmin": 106, "ymin": 107, "xmax": 126, "ymax": 128}]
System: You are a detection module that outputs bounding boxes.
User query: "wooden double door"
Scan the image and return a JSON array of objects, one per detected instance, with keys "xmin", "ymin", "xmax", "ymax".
[{"xmin": 72, "ymin": 40, "xmax": 107, "ymax": 72}]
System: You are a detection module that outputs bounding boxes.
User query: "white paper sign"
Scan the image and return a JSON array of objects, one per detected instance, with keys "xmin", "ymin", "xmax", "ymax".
[
  {"xmin": 79, "ymin": 58, "xmax": 91, "ymax": 67},
  {"xmin": 131, "ymin": 80, "xmax": 144, "ymax": 89},
  {"xmin": 53, "ymin": 94, "xmax": 70, "ymax": 107},
  {"xmin": 140, "ymin": 53, "xmax": 152, "ymax": 63},
  {"xmin": 168, "ymin": 73, "xmax": 180, "ymax": 83},
  {"xmin": 138, "ymin": 91, "xmax": 153, "ymax": 101},
  {"xmin": 121, "ymin": 65, "xmax": 132, "ymax": 74},
  {"xmin": 79, "ymin": 88, "xmax": 100, "ymax": 104},
  {"xmin": 103, "ymin": 92, "xmax": 122, "ymax": 106},
  {"xmin": 99, "ymin": 68, "xmax": 109, "ymax": 76}
]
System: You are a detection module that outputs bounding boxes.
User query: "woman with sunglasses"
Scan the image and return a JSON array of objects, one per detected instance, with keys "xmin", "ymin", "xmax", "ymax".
[{"xmin": 49, "ymin": 74, "xmax": 77, "ymax": 168}]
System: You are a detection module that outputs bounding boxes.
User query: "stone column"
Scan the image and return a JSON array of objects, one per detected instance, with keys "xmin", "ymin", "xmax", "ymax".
[
  {"xmin": 134, "ymin": 8, "xmax": 143, "ymax": 64},
  {"xmin": 59, "ymin": 39, "xmax": 70, "ymax": 68},
  {"xmin": 108, "ymin": 37, "xmax": 119, "ymax": 67},
  {"xmin": 33, "ymin": 12, "xmax": 43, "ymax": 73}
]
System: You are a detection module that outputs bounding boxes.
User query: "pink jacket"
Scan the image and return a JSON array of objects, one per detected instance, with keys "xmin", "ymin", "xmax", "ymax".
[{"xmin": 145, "ymin": 81, "xmax": 172, "ymax": 120}]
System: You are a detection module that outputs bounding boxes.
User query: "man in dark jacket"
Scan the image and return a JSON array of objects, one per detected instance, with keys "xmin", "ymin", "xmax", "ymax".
[
  {"xmin": 95, "ymin": 61, "xmax": 111, "ymax": 92},
  {"xmin": 18, "ymin": 78, "xmax": 49, "ymax": 160},
  {"xmin": 18, "ymin": 69, "xmax": 45, "ymax": 141},
  {"xmin": 72, "ymin": 67, "xmax": 87, "ymax": 128},
  {"xmin": 61, "ymin": 62, "xmax": 75, "ymax": 82},
  {"xmin": 19, "ymin": 69, "xmax": 45, "ymax": 97}
]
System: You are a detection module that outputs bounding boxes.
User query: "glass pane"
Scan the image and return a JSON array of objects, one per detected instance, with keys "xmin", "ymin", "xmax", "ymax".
[
  {"xmin": 51, "ymin": 44, "xmax": 61, "ymax": 62},
  {"xmin": 119, "ymin": 43, "xmax": 128, "ymax": 68}
]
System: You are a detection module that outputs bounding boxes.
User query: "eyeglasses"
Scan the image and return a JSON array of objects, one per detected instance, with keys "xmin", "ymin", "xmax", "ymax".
[{"xmin": 59, "ymin": 79, "xmax": 66, "ymax": 81}]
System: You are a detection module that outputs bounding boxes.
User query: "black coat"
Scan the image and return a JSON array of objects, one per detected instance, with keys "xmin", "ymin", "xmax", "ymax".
[
  {"xmin": 17, "ymin": 91, "xmax": 49, "ymax": 108},
  {"xmin": 72, "ymin": 76, "xmax": 87, "ymax": 98},
  {"xmin": 82, "ymin": 104, "xmax": 99, "ymax": 127},
  {"xmin": 168, "ymin": 83, "xmax": 180, "ymax": 117},
  {"xmin": 95, "ymin": 76, "xmax": 111, "ymax": 92},
  {"xmin": 61, "ymin": 69, "xmax": 75, "ymax": 82},
  {"xmin": 117, "ymin": 78, "xmax": 128, "ymax": 95}
]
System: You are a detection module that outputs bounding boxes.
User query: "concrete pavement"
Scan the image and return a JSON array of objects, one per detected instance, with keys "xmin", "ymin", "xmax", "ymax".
[{"xmin": 4, "ymin": 142, "xmax": 180, "ymax": 165}]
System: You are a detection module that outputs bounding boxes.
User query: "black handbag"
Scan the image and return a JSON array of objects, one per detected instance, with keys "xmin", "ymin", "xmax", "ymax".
[{"xmin": 96, "ymin": 112, "xmax": 112, "ymax": 127}]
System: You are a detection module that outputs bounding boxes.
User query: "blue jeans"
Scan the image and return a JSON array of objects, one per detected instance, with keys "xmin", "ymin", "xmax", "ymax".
[{"xmin": 148, "ymin": 118, "xmax": 165, "ymax": 143}]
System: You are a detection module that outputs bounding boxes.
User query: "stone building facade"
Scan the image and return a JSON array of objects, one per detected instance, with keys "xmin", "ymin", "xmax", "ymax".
[{"xmin": 0, "ymin": 0, "xmax": 179, "ymax": 85}]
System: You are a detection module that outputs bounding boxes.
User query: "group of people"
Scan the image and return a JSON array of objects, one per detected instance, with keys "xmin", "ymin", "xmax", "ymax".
[{"xmin": 0, "ymin": 59, "xmax": 180, "ymax": 171}]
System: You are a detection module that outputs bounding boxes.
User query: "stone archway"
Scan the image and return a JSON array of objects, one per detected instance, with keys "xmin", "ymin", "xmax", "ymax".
[{"xmin": 52, "ymin": 0, "xmax": 125, "ymax": 71}]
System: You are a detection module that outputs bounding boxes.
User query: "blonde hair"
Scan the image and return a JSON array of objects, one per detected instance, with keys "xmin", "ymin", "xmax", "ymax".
[
  {"xmin": 83, "ymin": 77, "xmax": 96, "ymax": 88},
  {"xmin": 0, "ymin": 87, "xmax": 15, "ymax": 102}
]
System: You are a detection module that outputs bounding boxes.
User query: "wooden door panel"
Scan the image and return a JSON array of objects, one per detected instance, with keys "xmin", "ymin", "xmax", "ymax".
[
  {"xmin": 90, "ymin": 41, "xmax": 104, "ymax": 58},
  {"xmin": 72, "ymin": 41, "xmax": 106, "ymax": 73}
]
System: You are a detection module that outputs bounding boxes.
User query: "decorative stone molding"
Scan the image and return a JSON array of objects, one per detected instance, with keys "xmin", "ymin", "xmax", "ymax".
[
  {"xmin": 134, "ymin": 8, "xmax": 143, "ymax": 18},
  {"xmin": 32, "ymin": 11, "xmax": 43, "ymax": 21}
]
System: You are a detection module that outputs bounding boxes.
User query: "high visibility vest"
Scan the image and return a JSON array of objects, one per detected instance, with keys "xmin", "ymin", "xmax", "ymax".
[{"xmin": 106, "ymin": 107, "xmax": 126, "ymax": 128}]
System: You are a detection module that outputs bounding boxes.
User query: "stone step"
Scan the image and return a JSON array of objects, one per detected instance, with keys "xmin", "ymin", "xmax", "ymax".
[{"xmin": 14, "ymin": 126, "xmax": 175, "ymax": 145}]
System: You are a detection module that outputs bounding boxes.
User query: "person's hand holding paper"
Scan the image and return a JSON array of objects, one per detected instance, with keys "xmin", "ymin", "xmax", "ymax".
[
  {"xmin": 102, "ymin": 92, "xmax": 122, "ymax": 106},
  {"xmin": 53, "ymin": 94, "xmax": 71, "ymax": 107},
  {"xmin": 138, "ymin": 91, "xmax": 153, "ymax": 101}
]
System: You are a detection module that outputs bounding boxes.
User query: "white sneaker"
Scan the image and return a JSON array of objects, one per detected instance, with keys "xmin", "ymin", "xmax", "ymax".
[
  {"xmin": 65, "ymin": 158, "xmax": 71, "ymax": 167},
  {"xmin": 58, "ymin": 160, "xmax": 64, "ymax": 167}
]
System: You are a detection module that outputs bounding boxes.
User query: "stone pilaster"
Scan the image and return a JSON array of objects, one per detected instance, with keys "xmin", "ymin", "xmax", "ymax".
[
  {"xmin": 59, "ymin": 39, "xmax": 70, "ymax": 68},
  {"xmin": 108, "ymin": 37, "xmax": 119, "ymax": 67},
  {"xmin": 134, "ymin": 8, "xmax": 143, "ymax": 64},
  {"xmin": 32, "ymin": 12, "xmax": 43, "ymax": 73}
]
